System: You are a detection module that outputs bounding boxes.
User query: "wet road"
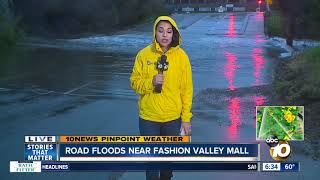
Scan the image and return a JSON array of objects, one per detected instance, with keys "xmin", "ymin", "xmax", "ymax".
[{"xmin": 0, "ymin": 12, "xmax": 318, "ymax": 179}]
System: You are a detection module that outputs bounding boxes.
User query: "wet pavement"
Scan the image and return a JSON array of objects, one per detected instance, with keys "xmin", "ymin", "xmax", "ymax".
[{"xmin": 0, "ymin": 12, "xmax": 319, "ymax": 179}]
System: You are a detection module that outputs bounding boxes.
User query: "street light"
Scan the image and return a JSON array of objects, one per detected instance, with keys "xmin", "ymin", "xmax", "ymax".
[{"xmin": 258, "ymin": 0, "xmax": 262, "ymax": 12}]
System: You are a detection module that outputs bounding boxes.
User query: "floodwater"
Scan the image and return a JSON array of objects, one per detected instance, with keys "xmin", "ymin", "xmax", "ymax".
[{"xmin": 0, "ymin": 12, "xmax": 318, "ymax": 179}]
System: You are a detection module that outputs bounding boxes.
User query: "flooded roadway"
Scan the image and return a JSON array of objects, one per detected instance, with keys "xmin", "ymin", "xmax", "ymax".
[{"xmin": 0, "ymin": 12, "xmax": 318, "ymax": 179}]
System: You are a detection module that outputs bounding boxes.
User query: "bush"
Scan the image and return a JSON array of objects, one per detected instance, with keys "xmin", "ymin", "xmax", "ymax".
[
  {"xmin": 0, "ymin": 13, "xmax": 23, "ymax": 54},
  {"xmin": 271, "ymin": 0, "xmax": 320, "ymax": 39},
  {"xmin": 272, "ymin": 47, "xmax": 320, "ymax": 104},
  {"xmin": 13, "ymin": 0, "xmax": 168, "ymax": 37}
]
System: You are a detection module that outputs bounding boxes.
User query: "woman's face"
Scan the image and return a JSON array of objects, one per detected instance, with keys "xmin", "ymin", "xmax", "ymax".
[{"xmin": 156, "ymin": 21, "xmax": 173, "ymax": 49}]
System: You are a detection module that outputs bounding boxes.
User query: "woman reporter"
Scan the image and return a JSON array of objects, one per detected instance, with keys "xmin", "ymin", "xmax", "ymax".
[{"xmin": 130, "ymin": 16, "xmax": 193, "ymax": 180}]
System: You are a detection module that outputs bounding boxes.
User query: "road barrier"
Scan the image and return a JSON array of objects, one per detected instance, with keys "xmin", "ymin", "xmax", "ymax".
[{"xmin": 175, "ymin": 5, "xmax": 246, "ymax": 13}]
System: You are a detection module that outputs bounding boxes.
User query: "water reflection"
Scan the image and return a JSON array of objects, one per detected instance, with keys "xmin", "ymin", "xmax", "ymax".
[
  {"xmin": 223, "ymin": 51, "xmax": 237, "ymax": 91},
  {"xmin": 223, "ymin": 49, "xmax": 241, "ymax": 141},
  {"xmin": 255, "ymin": 12, "xmax": 264, "ymax": 22},
  {"xmin": 0, "ymin": 48, "xmax": 134, "ymax": 98},
  {"xmin": 253, "ymin": 96, "xmax": 266, "ymax": 106},
  {"xmin": 226, "ymin": 97, "xmax": 241, "ymax": 141},
  {"xmin": 223, "ymin": 13, "xmax": 267, "ymax": 140},
  {"xmin": 255, "ymin": 34, "xmax": 267, "ymax": 43},
  {"xmin": 251, "ymin": 48, "xmax": 265, "ymax": 86},
  {"xmin": 227, "ymin": 14, "xmax": 236, "ymax": 38}
]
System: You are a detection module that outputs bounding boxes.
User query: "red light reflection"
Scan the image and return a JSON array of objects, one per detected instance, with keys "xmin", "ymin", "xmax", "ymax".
[
  {"xmin": 255, "ymin": 34, "xmax": 266, "ymax": 43},
  {"xmin": 226, "ymin": 97, "xmax": 241, "ymax": 141},
  {"xmin": 252, "ymin": 48, "xmax": 265, "ymax": 86},
  {"xmin": 224, "ymin": 51, "xmax": 237, "ymax": 91},
  {"xmin": 256, "ymin": 12, "xmax": 264, "ymax": 22},
  {"xmin": 253, "ymin": 95, "xmax": 266, "ymax": 106},
  {"xmin": 227, "ymin": 15, "xmax": 236, "ymax": 38}
]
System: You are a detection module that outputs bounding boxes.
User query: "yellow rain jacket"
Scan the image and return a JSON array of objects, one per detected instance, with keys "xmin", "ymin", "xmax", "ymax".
[{"xmin": 130, "ymin": 16, "xmax": 193, "ymax": 123}]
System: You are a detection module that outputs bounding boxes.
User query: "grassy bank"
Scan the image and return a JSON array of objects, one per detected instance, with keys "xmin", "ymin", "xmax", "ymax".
[
  {"xmin": 273, "ymin": 47, "xmax": 320, "ymax": 103},
  {"xmin": 272, "ymin": 47, "xmax": 320, "ymax": 159}
]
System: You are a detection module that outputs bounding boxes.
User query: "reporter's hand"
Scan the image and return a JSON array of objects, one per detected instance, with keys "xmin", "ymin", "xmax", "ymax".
[
  {"xmin": 181, "ymin": 122, "xmax": 192, "ymax": 135},
  {"xmin": 153, "ymin": 74, "xmax": 164, "ymax": 86}
]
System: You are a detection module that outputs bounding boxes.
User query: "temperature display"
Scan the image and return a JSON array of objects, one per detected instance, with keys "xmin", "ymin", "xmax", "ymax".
[{"xmin": 280, "ymin": 162, "xmax": 300, "ymax": 172}]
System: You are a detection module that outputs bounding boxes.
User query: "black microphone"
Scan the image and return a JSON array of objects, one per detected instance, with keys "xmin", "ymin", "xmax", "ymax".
[{"xmin": 155, "ymin": 55, "xmax": 168, "ymax": 93}]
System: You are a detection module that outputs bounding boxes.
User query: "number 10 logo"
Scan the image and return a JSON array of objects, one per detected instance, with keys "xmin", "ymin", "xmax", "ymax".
[{"xmin": 269, "ymin": 141, "xmax": 291, "ymax": 161}]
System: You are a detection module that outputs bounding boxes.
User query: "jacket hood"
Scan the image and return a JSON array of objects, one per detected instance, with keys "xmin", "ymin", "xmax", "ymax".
[{"xmin": 153, "ymin": 16, "xmax": 182, "ymax": 52}]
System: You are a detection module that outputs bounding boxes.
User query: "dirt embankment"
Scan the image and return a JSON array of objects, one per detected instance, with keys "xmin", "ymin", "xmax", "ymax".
[{"xmin": 271, "ymin": 47, "xmax": 320, "ymax": 160}]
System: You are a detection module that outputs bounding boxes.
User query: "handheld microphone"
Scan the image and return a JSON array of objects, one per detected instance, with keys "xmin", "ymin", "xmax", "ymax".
[{"xmin": 155, "ymin": 55, "xmax": 168, "ymax": 93}]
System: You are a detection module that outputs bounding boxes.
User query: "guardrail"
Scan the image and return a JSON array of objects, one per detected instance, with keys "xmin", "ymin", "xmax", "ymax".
[
  {"xmin": 167, "ymin": 1, "xmax": 265, "ymax": 13},
  {"xmin": 177, "ymin": 5, "xmax": 246, "ymax": 13}
]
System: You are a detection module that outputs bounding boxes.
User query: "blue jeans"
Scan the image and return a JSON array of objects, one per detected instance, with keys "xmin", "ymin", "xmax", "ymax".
[{"xmin": 139, "ymin": 117, "xmax": 181, "ymax": 180}]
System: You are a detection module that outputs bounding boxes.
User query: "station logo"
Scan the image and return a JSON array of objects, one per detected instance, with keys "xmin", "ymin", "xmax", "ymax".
[{"xmin": 266, "ymin": 136, "xmax": 291, "ymax": 161}]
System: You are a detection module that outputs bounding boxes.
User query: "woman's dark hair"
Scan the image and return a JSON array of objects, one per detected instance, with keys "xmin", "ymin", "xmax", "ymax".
[
  {"xmin": 156, "ymin": 20, "xmax": 180, "ymax": 48},
  {"xmin": 171, "ymin": 27, "xmax": 180, "ymax": 47}
]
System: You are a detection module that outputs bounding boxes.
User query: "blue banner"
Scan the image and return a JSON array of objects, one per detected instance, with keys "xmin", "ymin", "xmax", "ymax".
[
  {"xmin": 25, "ymin": 144, "xmax": 57, "ymax": 161},
  {"xmin": 41, "ymin": 162, "xmax": 258, "ymax": 171},
  {"xmin": 59, "ymin": 143, "xmax": 258, "ymax": 157}
]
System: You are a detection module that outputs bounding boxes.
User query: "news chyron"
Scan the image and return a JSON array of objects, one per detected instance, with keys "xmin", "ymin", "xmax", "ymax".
[{"xmin": 256, "ymin": 106, "xmax": 304, "ymax": 161}]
